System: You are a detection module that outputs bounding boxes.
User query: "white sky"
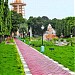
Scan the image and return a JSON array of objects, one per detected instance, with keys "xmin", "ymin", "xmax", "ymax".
[{"xmin": 9, "ymin": 0, "xmax": 74, "ymax": 19}]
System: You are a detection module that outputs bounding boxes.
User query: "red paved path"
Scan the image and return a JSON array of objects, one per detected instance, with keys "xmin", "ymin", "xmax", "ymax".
[{"xmin": 15, "ymin": 38, "xmax": 71, "ymax": 75}]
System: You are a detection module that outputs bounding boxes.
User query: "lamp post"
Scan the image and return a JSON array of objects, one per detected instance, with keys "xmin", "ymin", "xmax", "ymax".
[
  {"xmin": 23, "ymin": 32, "xmax": 26, "ymax": 42},
  {"xmin": 28, "ymin": 29, "xmax": 31, "ymax": 45},
  {"xmin": 41, "ymin": 25, "xmax": 44, "ymax": 45},
  {"xmin": 41, "ymin": 25, "xmax": 44, "ymax": 52},
  {"xmin": 23, "ymin": 31, "xmax": 25, "ymax": 38},
  {"xmin": 29, "ymin": 29, "xmax": 30, "ymax": 41}
]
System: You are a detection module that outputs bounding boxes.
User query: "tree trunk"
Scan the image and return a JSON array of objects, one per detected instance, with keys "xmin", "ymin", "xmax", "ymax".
[{"xmin": 0, "ymin": 35, "xmax": 2, "ymax": 43}]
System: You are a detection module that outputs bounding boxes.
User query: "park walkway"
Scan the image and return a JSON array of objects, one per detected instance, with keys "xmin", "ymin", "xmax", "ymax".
[{"xmin": 15, "ymin": 38, "xmax": 72, "ymax": 75}]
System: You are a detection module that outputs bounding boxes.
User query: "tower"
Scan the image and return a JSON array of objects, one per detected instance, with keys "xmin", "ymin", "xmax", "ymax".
[{"xmin": 10, "ymin": 0, "xmax": 26, "ymax": 16}]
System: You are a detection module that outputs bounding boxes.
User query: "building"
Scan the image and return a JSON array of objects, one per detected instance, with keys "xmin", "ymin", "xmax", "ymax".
[
  {"xmin": 10, "ymin": 0, "xmax": 26, "ymax": 16},
  {"xmin": 43, "ymin": 24, "xmax": 57, "ymax": 40}
]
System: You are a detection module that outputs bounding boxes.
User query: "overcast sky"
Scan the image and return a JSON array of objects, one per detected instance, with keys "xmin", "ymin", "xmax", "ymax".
[{"xmin": 9, "ymin": 0, "xmax": 74, "ymax": 19}]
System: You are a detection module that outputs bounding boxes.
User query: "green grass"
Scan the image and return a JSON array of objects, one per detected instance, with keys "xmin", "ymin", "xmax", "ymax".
[
  {"xmin": 9, "ymin": 38, "xmax": 15, "ymax": 43},
  {"xmin": 0, "ymin": 42, "xmax": 25, "ymax": 75},
  {"xmin": 23, "ymin": 37, "xmax": 75, "ymax": 72},
  {"xmin": 34, "ymin": 46, "xmax": 75, "ymax": 72}
]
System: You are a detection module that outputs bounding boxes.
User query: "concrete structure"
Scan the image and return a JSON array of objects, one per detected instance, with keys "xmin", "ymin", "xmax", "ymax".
[
  {"xmin": 10, "ymin": 0, "xmax": 26, "ymax": 16},
  {"xmin": 43, "ymin": 24, "xmax": 57, "ymax": 40}
]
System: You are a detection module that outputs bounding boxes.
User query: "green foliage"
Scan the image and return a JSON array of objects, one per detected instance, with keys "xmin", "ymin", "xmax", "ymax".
[
  {"xmin": 11, "ymin": 11, "xmax": 26, "ymax": 25},
  {"xmin": 31, "ymin": 40, "xmax": 42, "ymax": 47},
  {"xmin": 0, "ymin": 0, "xmax": 4, "ymax": 35},
  {"xmin": 36, "ymin": 44, "xmax": 75, "ymax": 72},
  {"xmin": 66, "ymin": 37, "xmax": 75, "ymax": 46},
  {"xmin": 44, "ymin": 46, "xmax": 75, "ymax": 71},
  {"xmin": 27, "ymin": 16, "xmax": 45, "ymax": 35},
  {"xmin": 0, "ymin": 43, "xmax": 25, "ymax": 75},
  {"xmin": 11, "ymin": 11, "xmax": 27, "ymax": 33},
  {"xmin": 19, "ymin": 23, "xmax": 28, "ymax": 38},
  {"xmin": 0, "ymin": 0, "xmax": 12, "ymax": 35},
  {"xmin": 27, "ymin": 16, "xmax": 75, "ymax": 37}
]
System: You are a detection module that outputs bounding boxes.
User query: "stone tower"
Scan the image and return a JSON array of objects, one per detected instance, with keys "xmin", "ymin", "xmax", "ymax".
[{"xmin": 10, "ymin": 0, "xmax": 26, "ymax": 16}]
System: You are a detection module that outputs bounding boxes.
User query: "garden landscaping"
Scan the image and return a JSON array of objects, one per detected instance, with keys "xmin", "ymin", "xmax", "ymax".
[
  {"xmin": 0, "ymin": 39, "xmax": 25, "ymax": 75},
  {"xmin": 22, "ymin": 37, "xmax": 75, "ymax": 72}
]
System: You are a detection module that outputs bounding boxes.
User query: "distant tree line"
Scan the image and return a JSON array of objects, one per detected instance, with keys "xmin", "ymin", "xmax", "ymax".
[{"xmin": 27, "ymin": 16, "xmax": 75, "ymax": 37}]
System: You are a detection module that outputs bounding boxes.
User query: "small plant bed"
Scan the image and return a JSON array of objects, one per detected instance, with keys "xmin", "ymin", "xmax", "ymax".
[
  {"xmin": 0, "ymin": 42, "xmax": 25, "ymax": 75},
  {"xmin": 23, "ymin": 37, "xmax": 75, "ymax": 72}
]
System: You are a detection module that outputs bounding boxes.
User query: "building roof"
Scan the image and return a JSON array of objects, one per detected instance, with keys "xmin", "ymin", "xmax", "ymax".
[
  {"xmin": 10, "ymin": 0, "xmax": 26, "ymax": 6},
  {"xmin": 15, "ymin": 0, "xmax": 21, "ymax": 3}
]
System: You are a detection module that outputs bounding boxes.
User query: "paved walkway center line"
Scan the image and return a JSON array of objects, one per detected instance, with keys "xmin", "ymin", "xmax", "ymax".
[{"xmin": 15, "ymin": 38, "xmax": 73, "ymax": 75}]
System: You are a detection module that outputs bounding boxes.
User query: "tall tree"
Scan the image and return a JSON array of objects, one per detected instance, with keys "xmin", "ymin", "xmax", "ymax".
[
  {"xmin": 3, "ymin": 0, "xmax": 12, "ymax": 35},
  {"xmin": 0, "ymin": 0, "xmax": 4, "ymax": 35},
  {"xmin": 11, "ymin": 11, "xmax": 27, "ymax": 35},
  {"xmin": 0, "ymin": 0, "xmax": 12, "ymax": 42}
]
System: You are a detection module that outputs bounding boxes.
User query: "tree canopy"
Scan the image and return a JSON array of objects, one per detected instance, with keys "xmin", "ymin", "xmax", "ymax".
[
  {"xmin": 11, "ymin": 10, "xmax": 27, "ymax": 33},
  {"xmin": 27, "ymin": 16, "xmax": 75, "ymax": 37}
]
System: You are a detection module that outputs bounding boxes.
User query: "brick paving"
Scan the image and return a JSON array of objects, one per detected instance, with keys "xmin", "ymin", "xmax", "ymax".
[{"xmin": 15, "ymin": 38, "xmax": 72, "ymax": 75}]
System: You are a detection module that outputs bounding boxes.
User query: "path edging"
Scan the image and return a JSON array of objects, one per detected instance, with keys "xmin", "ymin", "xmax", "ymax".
[{"xmin": 14, "ymin": 40, "xmax": 32, "ymax": 75}]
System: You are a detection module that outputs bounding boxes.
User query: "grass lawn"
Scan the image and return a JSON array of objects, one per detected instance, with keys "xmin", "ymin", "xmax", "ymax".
[
  {"xmin": 23, "ymin": 37, "xmax": 75, "ymax": 72},
  {"xmin": 34, "ymin": 45, "xmax": 75, "ymax": 72},
  {"xmin": 0, "ymin": 41, "xmax": 25, "ymax": 75}
]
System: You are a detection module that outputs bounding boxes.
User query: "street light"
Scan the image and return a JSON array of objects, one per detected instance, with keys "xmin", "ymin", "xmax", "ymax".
[
  {"xmin": 41, "ymin": 25, "xmax": 44, "ymax": 52},
  {"xmin": 23, "ymin": 31, "xmax": 26, "ymax": 38},
  {"xmin": 23, "ymin": 32, "xmax": 26, "ymax": 42},
  {"xmin": 28, "ymin": 29, "xmax": 31, "ymax": 45},
  {"xmin": 41, "ymin": 25, "xmax": 44, "ymax": 45},
  {"xmin": 29, "ymin": 29, "xmax": 30, "ymax": 41},
  {"xmin": 41, "ymin": 25, "xmax": 44, "ymax": 30}
]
